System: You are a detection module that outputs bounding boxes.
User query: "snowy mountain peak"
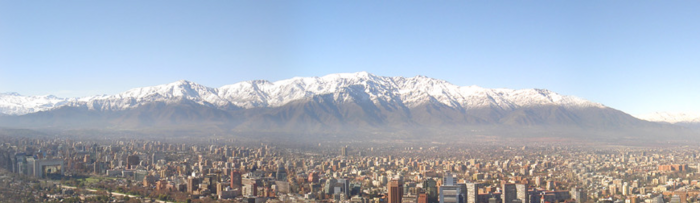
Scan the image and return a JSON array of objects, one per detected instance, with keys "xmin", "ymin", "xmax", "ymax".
[
  {"xmin": 171, "ymin": 79, "xmax": 193, "ymax": 85},
  {"xmin": 413, "ymin": 75, "xmax": 430, "ymax": 79},
  {"xmin": 1, "ymin": 72, "xmax": 605, "ymax": 115},
  {"xmin": 77, "ymin": 80, "xmax": 224, "ymax": 111},
  {"xmin": 635, "ymin": 112, "xmax": 700, "ymax": 124},
  {"xmin": 0, "ymin": 92, "xmax": 76, "ymax": 115},
  {"xmin": 164, "ymin": 80, "xmax": 205, "ymax": 89},
  {"xmin": 315, "ymin": 72, "xmax": 392, "ymax": 84}
]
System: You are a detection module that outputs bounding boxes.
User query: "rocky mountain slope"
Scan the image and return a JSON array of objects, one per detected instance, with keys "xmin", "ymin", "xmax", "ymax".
[
  {"xmin": 1, "ymin": 72, "xmax": 692, "ymax": 143},
  {"xmin": 636, "ymin": 112, "xmax": 700, "ymax": 131}
]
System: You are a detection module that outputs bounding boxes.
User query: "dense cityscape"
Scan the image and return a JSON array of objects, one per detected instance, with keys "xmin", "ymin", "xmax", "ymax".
[
  {"xmin": 2, "ymin": 135, "xmax": 699, "ymax": 203},
  {"xmin": 3, "ymin": 0, "xmax": 700, "ymax": 203}
]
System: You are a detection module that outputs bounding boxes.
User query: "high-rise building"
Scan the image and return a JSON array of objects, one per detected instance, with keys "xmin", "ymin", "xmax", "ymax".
[
  {"xmin": 243, "ymin": 183, "xmax": 258, "ymax": 197},
  {"xmin": 231, "ymin": 170, "xmax": 242, "ymax": 192},
  {"xmin": 187, "ymin": 177, "xmax": 199, "ymax": 193},
  {"xmin": 325, "ymin": 178, "xmax": 338, "ymax": 195},
  {"xmin": 389, "ymin": 179, "xmax": 404, "ymax": 203},
  {"xmin": 440, "ymin": 183, "xmax": 467, "ymax": 203},
  {"xmin": 674, "ymin": 192, "xmax": 688, "ymax": 203},
  {"xmin": 126, "ymin": 155, "xmax": 140, "ymax": 169},
  {"xmin": 152, "ymin": 152, "xmax": 164, "ymax": 165},
  {"xmin": 502, "ymin": 183, "xmax": 517, "ymax": 203},
  {"xmin": 529, "ymin": 190, "xmax": 541, "ymax": 203},
  {"xmin": 546, "ymin": 181, "xmax": 555, "ymax": 191},
  {"xmin": 466, "ymin": 183, "xmax": 484, "ymax": 203},
  {"xmin": 440, "ymin": 177, "xmax": 466, "ymax": 203},
  {"xmin": 338, "ymin": 178, "xmax": 350, "ymax": 197},
  {"xmin": 276, "ymin": 163, "xmax": 287, "ymax": 181},
  {"xmin": 570, "ymin": 187, "xmax": 587, "ymax": 203},
  {"xmin": 424, "ymin": 179, "xmax": 439, "ymax": 203},
  {"xmin": 216, "ymin": 182, "xmax": 227, "ymax": 196},
  {"xmin": 609, "ymin": 184, "xmax": 618, "ymax": 195},
  {"xmin": 418, "ymin": 193, "xmax": 428, "ymax": 203},
  {"xmin": 308, "ymin": 171, "xmax": 320, "ymax": 183},
  {"xmin": 629, "ymin": 196, "xmax": 639, "ymax": 203},
  {"xmin": 670, "ymin": 195, "xmax": 682, "ymax": 203},
  {"xmin": 341, "ymin": 146, "xmax": 348, "ymax": 157},
  {"xmin": 516, "ymin": 184, "xmax": 529, "ymax": 203},
  {"xmin": 444, "ymin": 173, "xmax": 457, "ymax": 186}
]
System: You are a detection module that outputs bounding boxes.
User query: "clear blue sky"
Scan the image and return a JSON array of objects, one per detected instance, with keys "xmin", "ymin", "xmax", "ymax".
[{"xmin": 1, "ymin": 1, "xmax": 699, "ymax": 115}]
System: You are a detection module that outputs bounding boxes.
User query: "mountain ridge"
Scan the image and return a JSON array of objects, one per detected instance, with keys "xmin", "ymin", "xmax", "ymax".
[
  {"xmin": 635, "ymin": 112, "xmax": 700, "ymax": 124},
  {"xmin": 2, "ymin": 72, "xmax": 695, "ymax": 144},
  {"xmin": 1, "ymin": 72, "xmax": 603, "ymax": 115},
  {"xmin": 635, "ymin": 112, "xmax": 700, "ymax": 131}
]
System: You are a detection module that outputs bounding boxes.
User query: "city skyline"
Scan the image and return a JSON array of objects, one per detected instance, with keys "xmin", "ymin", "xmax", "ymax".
[
  {"xmin": 2, "ymin": 2, "xmax": 700, "ymax": 202},
  {"xmin": 1, "ymin": 133, "xmax": 697, "ymax": 202},
  {"xmin": 2, "ymin": 1, "xmax": 700, "ymax": 115}
]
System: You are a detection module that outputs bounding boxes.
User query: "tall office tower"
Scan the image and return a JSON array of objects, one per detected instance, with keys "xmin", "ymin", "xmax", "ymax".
[
  {"xmin": 126, "ymin": 155, "xmax": 140, "ymax": 169},
  {"xmin": 424, "ymin": 179, "xmax": 439, "ymax": 203},
  {"xmin": 570, "ymin": 187, "xmax": 587, "ymax": 203},
  {"xmin": 337, "ymin": 178, "xmax": 350, "ymax": 197},
  {"xmin": 152, "ymin": 152, "xmax": 164, "ymax": 165},
  {"xmin": 231, "ymin": 170, "xmax": 242, "ymax": 191},
  {"xmin": 609, "ymin": 184, "xmax": 617, "ymax": 195},
  {"xmin": 502, "ymin": 183, "xmax": 517, "ymax": 203},
  {"xmin": 341, "ymin": 146, "xmax": 348, "ymax": 157},
  {"xmin": 276, "ymin": 163, "xmax": 287, "ymax": 181},
  {"xmin": 389, "ymin": 179, "xmax": 404, "ymax": 203},
  {"xmin": 444, "ymin": 173, "xmax": 457, "ymax": 186},
  {"xmin": 467, "ymin": 183, "xmax": 484, "ymax": 203},
  {"xmin": 188, "ymin": 177, "xmax": 199, "ymax": 193},
  {"xmin": 516, "ymin": 184, "xmax": 529, "ymax": 203},
  {"xmin": 440, "ymin": 178, "xmax": 466, "ymax": 203},
  {"xmin": 250, "ymin": 183, "xmax": 258, "ymax": 197},
  {"xmin": 529, "ymin": 190, "xmax": 541, "ymax": 203},
  {"xmin": 325, "ymin": 178, "xmax": 338, "ymax": 195}
]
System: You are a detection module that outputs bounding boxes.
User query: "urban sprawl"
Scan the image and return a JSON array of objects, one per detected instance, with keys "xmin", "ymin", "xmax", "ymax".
[{"xmin": 0, "ymin": 136, "xmax": 698, "ymax": 203}]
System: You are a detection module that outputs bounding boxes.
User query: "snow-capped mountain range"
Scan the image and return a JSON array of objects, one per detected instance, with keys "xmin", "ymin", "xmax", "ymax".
[
  {"xmin": 635, "ymin": 112, "xmax": 700, "ymax": 124},
  {"xmin": 0, "ymin": 93, "xmax": 79, "ymax": 115},
  {"xmin": 1, "ymin": 72, "xmax": 604, "ymax": 115},
  {"xmin": 3, "ymin": 72, "xmax": 697, "ymax": 143}
]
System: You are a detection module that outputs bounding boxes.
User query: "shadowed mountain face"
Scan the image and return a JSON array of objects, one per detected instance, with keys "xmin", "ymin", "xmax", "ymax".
[
  {"xmin": 0, "ymin": 93, "xmax": 691, "ymax": 144},
  {"xmin": 0, "ymin": 72, "xmax": 695, "ymax": 144}
]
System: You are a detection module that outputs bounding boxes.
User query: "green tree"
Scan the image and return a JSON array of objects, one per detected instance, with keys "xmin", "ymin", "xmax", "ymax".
[{"xmin": 159, "ymin": 194, "xmax": 169, "ymax": 201}]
